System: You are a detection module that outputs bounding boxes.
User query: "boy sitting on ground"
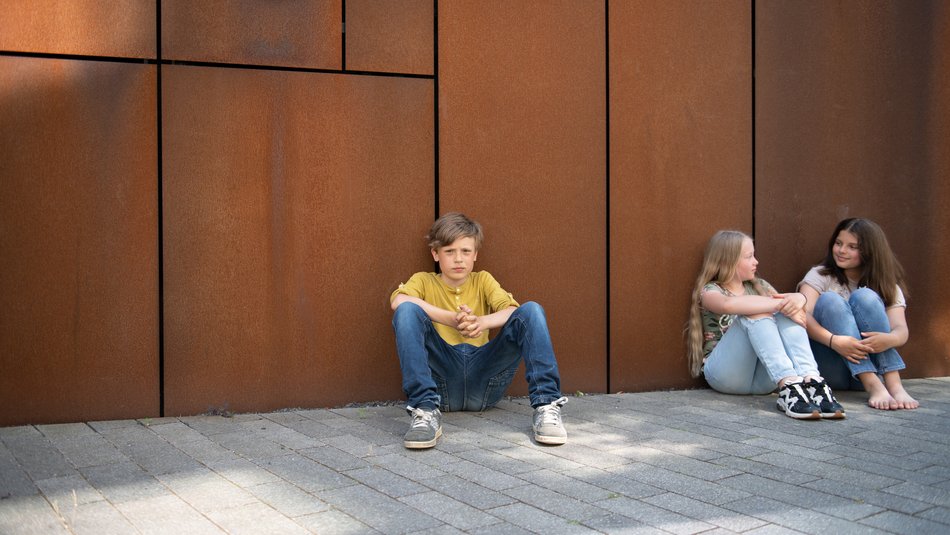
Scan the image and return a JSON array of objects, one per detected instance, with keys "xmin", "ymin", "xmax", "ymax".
[{"xmin": 390, "ymin": 212, "xmax": 568, "ymax": 449}]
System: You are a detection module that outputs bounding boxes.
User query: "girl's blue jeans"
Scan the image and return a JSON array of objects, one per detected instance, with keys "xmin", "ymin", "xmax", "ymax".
[
  {"xmin": 393, "ymin": 301, "xmax": 562, "ymax": 411},
  {"xmin": 703, "ymin": 314, "xmax": 819, "ymax": 395},
  {"xmin": 810, "ymin": 288, "xmax": 906, "ymax": 390}
]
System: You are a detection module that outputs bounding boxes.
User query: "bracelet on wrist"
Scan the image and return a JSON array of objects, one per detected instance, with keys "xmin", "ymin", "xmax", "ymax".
[{"xmin": 829, "ymin": 334, "xmax": 835, "ymax": 348}]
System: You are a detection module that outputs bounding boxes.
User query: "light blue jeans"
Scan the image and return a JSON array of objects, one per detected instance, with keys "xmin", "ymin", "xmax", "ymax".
[
  {"xmin": 810, "ymin": 288, "xmax": 906, "ymax": 391},
  {"xmin": 703, "ymin": 314, "xmax": 820, "ymax": 395}
]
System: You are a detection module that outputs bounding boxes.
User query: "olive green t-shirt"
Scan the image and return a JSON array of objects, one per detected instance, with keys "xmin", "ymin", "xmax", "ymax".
[{"xmin": 391, "ymin": 271, "xmax": 519, "ymax": 346}]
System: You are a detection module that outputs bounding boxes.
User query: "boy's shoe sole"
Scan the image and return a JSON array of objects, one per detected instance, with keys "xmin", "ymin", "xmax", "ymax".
[
  {"xmin": 777, "ymin": 400, "xmax": 820, "ymax": 420},
  {"xmin": 820, "ymin": 410, "xmax": 846, "ymax": 419},
  {"xmin": 534, "ymin": 433, "xmax": 567, "ymax": 445},
  {"xmin": 404, "ymin": 427, "xmax": 442, "ymax": 449}
]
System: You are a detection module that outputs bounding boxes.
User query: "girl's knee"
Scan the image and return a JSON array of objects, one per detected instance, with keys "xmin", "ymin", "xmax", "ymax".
[
  {"xmin": 849, "ymin": 287, "xmax": 885, "ymax": 310},
  {"xmin": 816, "ymin": 292, "xmax": 849, "ymax": 315}
]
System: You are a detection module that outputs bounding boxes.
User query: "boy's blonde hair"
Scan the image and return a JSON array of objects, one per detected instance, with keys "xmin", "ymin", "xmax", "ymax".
[
  {"xmin": 685, "ymin": 230, "xmax": 768, "ymax": 378},
  {"xmin": 427, "ymin": 212, "xmax": 484, "ymax": 250}
]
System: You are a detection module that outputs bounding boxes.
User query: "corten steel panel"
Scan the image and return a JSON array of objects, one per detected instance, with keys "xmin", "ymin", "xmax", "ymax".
[
  {"xmin": 439, "ymin": 2, "xmax": 607, "ymax": 396},
  {"xmin": 162, "ymin": 0, "xmax": 341, "ymax": 69},
  {"xmin": 0, "ymin": 0, "xmax": 156, "ymax": 58},
  {"xmin": 163, "ymin": 66, "xmax": 433, "ymax": 415},
  {"xmin": 755, "ymin": 0, "xmax": 950, "ymax": 378},
  {"xmin": 610, "ymin": 2, "xmax": 752, "ymax": 391},
  {"xmin": 0, "ymin": 57, "xmax": 159, "ymax": 426},
  {"xmin": 345, "ymin": 0, "xmax": 433, "ymax": 74}
]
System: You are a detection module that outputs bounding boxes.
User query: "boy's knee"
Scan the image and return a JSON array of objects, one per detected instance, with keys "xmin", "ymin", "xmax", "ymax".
[
  {"xmin": 515, "ymin": 301, "xmax": 545, "ymax": 320},
  {"xmin": 393, "ymin": 301, "xmax": 426, "ymax": 325}
]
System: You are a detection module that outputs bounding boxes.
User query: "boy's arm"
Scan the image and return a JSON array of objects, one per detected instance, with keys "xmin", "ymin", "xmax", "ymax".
[{"xmin": 391, "ymin": 293, "xmax": 459, "ymax": 328}]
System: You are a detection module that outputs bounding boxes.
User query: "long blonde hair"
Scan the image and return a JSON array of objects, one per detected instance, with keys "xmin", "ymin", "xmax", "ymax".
[{"xmin": 685, "ymin": 230, "xmax": 767, "ymax": 377}]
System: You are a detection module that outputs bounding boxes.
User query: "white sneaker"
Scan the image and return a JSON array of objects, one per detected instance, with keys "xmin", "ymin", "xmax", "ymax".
[{"xmin": 533, "ymin": 397, "xmax": 568, "ymax": 445}]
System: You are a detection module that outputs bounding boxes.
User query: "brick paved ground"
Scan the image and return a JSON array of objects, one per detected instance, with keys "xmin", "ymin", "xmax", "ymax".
[{"xmin": 2, "ymin": 377, "xmax": 948, "ymax": 534}]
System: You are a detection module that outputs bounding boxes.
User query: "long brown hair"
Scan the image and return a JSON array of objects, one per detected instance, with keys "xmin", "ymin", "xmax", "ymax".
[
  {"xmin": 818, "ymin": 218, "xmax": 907, "ymax": 306},
  {"xmin": 685, "ymin": 231, "xmax": 768, "ymax": 378}
]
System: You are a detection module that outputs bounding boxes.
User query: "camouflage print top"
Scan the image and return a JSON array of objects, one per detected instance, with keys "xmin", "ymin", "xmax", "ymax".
[{"xmin": 701, "ymin": 278, "xmax": 777, "ymax": 361}]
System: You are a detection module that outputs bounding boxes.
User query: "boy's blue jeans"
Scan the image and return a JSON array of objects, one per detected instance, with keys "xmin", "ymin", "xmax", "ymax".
[
  {"xmin": 393, "ymin": 301, "xmax": 562, "ymax": 411},
  {"xmin": 810, "ymin": 288, "xmax": 906, "ymax": 390},
  {"xmin": 702, "ymin": 314, "xmax": 819, "ymax": 395}
]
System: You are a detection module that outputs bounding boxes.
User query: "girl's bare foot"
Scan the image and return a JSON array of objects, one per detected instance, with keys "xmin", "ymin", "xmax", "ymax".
[
  {"xmin": 883, "ymin": 372, "xmax": 919, "ymax": 409},
  {"xmin": 867, "ymin": 389, "xmax": 899, "ymax": 410},
  {"xmin": 859, "ymin": 373, "xmax": 898, "ymax": 410},
  {"xmin": 886, "ymin": 386, "xmax": 919, "ymax": 409}
]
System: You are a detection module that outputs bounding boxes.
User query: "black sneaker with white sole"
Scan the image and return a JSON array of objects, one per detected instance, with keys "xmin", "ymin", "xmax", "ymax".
[
  {"xmin": 804, "ymin": 379, "xmax": 846, "ymax": 419},
  {"xmin": 776, "ymin": 381, "xmax": 821, "ymax": 420}
]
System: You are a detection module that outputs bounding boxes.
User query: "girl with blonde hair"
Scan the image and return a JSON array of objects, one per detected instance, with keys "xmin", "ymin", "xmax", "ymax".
[
  {"xmin": 798, "ymin": 218, "xmax": 918, "ymax": 410},
  {"xmin": 687, "ymin": 230, "xmax": 845, "ymax": 419}
]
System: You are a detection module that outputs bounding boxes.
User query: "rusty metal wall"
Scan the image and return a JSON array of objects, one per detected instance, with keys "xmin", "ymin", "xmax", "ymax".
[
  {"xmin": 161, "ymin": 0, "xmax": 341, "ymax": 69},
  {"xmin": 609, "ymin": 1, "xmax": 753, "ymax": 391},
  {"xmin": 0, "ymin": 57, "xmax": 159, "ymax": 425},
  {"xmin": 345, "ymin": 0, "xmax": 433, "ymax": 74},
  {"xmin": 2, "ymin": 2, "xmax": 948, "ymax": 425},
  {"xmin": 755, "ymin": 0, "xmax": 950, "ymax": 378},
  {"xmin": 0, "ymin": 0, "xmax": 156, "ymax": 58},
  {"xmin": 162, "ymin": 66, "xmax": 433, "ymax": 415},
  {"xmin": 438, "ymin": 1, "xmax": 608, "ymax": 396}
]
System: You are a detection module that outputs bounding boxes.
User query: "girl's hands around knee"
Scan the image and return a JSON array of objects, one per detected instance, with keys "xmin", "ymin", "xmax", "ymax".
[{"xmin": 831, "ymin": 335, "xmax": 872, "ymax": 364}]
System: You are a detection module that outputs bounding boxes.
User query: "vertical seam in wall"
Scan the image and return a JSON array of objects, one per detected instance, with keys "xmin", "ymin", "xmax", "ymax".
[
  {"xmin": 433, "ymin": 0, "xmax": 440, "ymax": 219},
  {"xmin": 751, "ymin": 0, "xmax": 756, "ymax": 239},
  {"xmin": 341, "ymin": 0, "xmax": 346, "ymax": 71},
  {"xmin": 604, "ymin": 0, "xmax": 611, "ymax": 394},
  {"xmin": 156, "ymin": 0, "xmax": 165, "ymax": 417}
]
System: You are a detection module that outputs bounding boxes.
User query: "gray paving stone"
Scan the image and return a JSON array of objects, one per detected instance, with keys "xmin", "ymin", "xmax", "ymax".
[
  {"xmin": 710, "ymin": 455, "xmax": 819, "ymax": 485},
  {"xmin": 915, "ymin": 505, "xmax": 950, "ymax": 525},
  {"xmin": 323, "ymin": 433, "xmax": 388, "ymax": 457},
  {"xmin": 641, "ymin": 491, "xmax": 768, "ymax": 532},
  {"xmin": 86, "ymin": 420, "xmax": 139, "ymax": 432},
  {"xmin": 419, "ymin": 475, "xmax": 518, "ymax": 510},
  {"xmin": 114, "ymin": 494, "xmax": 225, "ymax": 535},
  {"xmin": 299, "ymin": 444, "xmax": 371, "ymax": 471},
  {"xmin": 206, "ymin": 458, "xmax": 283, "ymax": 487},
  {"xmin": 241, "ymin": 420, "xmax": 321, "ymax": 451},
  {"xmin": 722, "ymin": 495, "xmax": 891, "ymax": 535},
  {"xmin": 205, "ymin": 501, "xmax": 311, "ymax": 535},
  {"xmin": 0, "ymin": 494, "xmax": 70, "ymax": 534},
  {"xmin": 0, "ymin": 426, "xmax": 41, "ymax": 439},
  {"xmin": 367, "ymin": 452, "xmax": 448, "ymax": 481},
  {"xmin": 47, "ymin": 433, "xmax": 128, "ymax": 469},
  {"xmin": 514, "ymin": 469, "xmax": 618, "ymax": 503},
  {"xmin": 610, "ymin": 444, "xmax": 742, "ymax": 481},
  {"xmin": 3, "ymin": 434, "xmax": 77, "ymax": 481},
  {"xmin": 747, "ymin": 451, "xmax": 902, "ymax": 489},
  {"xmin": 440, "ymin": 458, "xmax": 526, "ymax": 491},
  {"xmin": 503, "ymin": 484, "xmax": 609, "ymax": 522},
  {"xmin": 882, "ymin": 481, "xmax": 950, "ymax": 507},
  {"xmin": 488, "ymin": 502, "xmax": 601, "ymax": 534},
  {"xmin": 593, "ymin": 495, "xmax": 717, "ymax": 535},
  {"xmin": 320, "ymin": 484, "xmax": 442, "ymax": 535},
  {"xmin": 400, "ymin": 490, "xmax": 502, "ymax": 530},
  {"xmin": 58, "ymin": 499, "xmax": 137, "ymax": 535},
  {"xmin": 157, "ymin": 469, "xmax": 258, "ymax": 513},
  {"xmin": 245, "ymin": 480, "xmax": 331, "ymax": 517},
  {"xmin": 147, "ymin": 421, "xmax": 208, "ymax": 444},
  {"xmin": 35, "ymin": 474, "xmax": 104, "ymax": 507},
  {"xmin": 0, "ymin": 444, "xmax": 39, "ymax": 497},
  {"xmin": 208, "ymin": 431, "xmax": 294, "ymax": 460},
  {"xmin": 255, "ymin": 454, "xmax": 356, "ymax": 493},
  {"xmin": 174, "ymin": 438, "xmax": 244, "ymax": 464},
  {"xmin": 293, "ymin": 508, "xmax": 379, "ymax": 534},
  {"xmin": 36, "ymin": 423, "xmax": 96, "ymax": 440},
  {"xmin": 455, "ymin": 447, "xmax": 541, "ymax": 475},
  {"xmin": 580, "ymin": 513, "xmax": 668, "ymax": 534},
  {"xmin": 608, "ymin": 463, "xmax": 748, "ymax": 505},
  {"xmin": 718, "ymin": 473, "xmax": 883, "ymax": 521},
  {"xmin": 860, "ymin": 510, "xmax": 950, "ymax": 534},
  {"xmin": 802, "ymin": 476, "xmax": 934, "ymax": 515},
  {"xmin": 79, "ymin": 462, "xmax": 169, "ymax": 505},
  {"xmin": 344, "ymin": 466, "xmax": 429, "ymax": 498}
]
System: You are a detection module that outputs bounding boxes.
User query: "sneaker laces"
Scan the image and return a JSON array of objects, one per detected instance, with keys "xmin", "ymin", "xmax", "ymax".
[
  {"xmin": 407, "ymin": 407, "xmax": 434, "ymax": 430},
  {"xmin": 536, "ymin": 397, "xmax": 568, "ymax": 427}
]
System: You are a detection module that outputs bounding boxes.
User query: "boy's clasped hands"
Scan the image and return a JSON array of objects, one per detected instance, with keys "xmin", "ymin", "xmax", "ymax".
[{"xmin": 455, "ymin": 304, "xmax": 483, "ymax": 338}]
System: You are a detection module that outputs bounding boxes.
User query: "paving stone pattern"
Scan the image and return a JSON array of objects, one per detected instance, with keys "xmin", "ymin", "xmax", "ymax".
[{"xmin": 1, "ymin": 378, "xmax": 949, "ymax": 534}]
